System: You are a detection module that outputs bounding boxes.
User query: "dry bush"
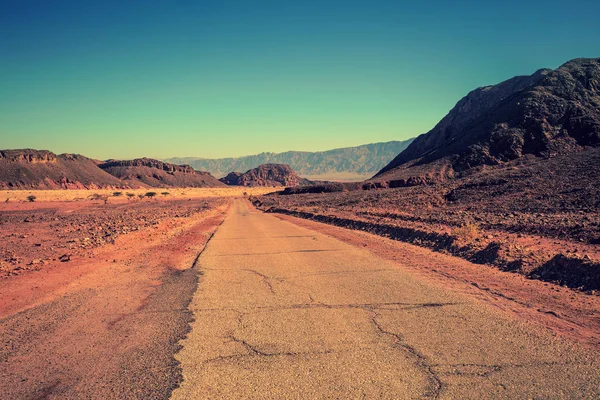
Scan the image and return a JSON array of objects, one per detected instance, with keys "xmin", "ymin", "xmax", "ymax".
[
  {"xmin": 89, "ymin": 193, "xmax": 109, "ymax": 204},
  {"xmin": 453, "ymin": 222, "xmax": 481, "ymax": 241}
]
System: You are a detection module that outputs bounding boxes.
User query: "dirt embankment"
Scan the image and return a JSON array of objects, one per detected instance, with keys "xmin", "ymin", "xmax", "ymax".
[
  {"xmin": 254, "ymin": 202, "xmax": 600, "ymax": 292},
  {"xmin": 252, "ymin": 149, "xmax": 600, "ymax": 294},
  {"xmin": 273, "ymin": 212, "xmax": 600, "ymax": 350}
]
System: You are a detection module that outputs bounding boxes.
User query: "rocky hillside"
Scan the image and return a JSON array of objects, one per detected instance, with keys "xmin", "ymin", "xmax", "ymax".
[
  {"xmin": 0, "ymin": 149, "xmax": 132, "ymax": 189},
  {"xmin": 165, "ymin": 140, "xmax": 413, "ymax": 181},
  {"xmin": 219, "ymin": 164, "xmax": 309, "ymax": 187},
  {"xmin": 376, "ymin": 58, "xmax": 600, "ymax": 181},
  {"xmin": 99, "ymin": 158, "xmax": 226, "ymax": 188}
]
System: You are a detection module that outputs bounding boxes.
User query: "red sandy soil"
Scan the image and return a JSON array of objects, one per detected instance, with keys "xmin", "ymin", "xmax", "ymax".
[
  {"xmin": 0, "ymin": 197, "xmax": 220, "ymax": 278},
  {"xmin": 0, "ymin": 197, "xmax": 230, "ymax": 399},
  {"xmin": 276, "ymin": 213, "xmax": 600, "ymax": 350}
]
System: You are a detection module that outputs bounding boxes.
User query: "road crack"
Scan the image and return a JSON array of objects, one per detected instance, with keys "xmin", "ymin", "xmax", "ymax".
[
  {"xmin": 369, "ymin": 309, "xmax": 443, "ymax": 399},
  {"xmin": 194, "ymin": 301, "xmax": 459, "ymax": 313},
  {"xmin": 240, "ymin": 269, "xmax": 276, "ymax": 295}
]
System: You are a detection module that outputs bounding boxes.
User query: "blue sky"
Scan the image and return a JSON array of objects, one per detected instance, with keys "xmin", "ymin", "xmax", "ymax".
[{"xmin": 1, "ymin": 0, "xmax": 599, "ymax": 159}]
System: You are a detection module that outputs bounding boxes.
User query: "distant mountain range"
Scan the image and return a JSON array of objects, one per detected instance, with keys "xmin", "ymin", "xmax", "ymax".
[
  {"xmin": 7, "ymin": 57, "xmax": 596, "ymax": 191},
  {"xmin": 163, "ymin": 140, "xmax": 413, "ymax": 181}
]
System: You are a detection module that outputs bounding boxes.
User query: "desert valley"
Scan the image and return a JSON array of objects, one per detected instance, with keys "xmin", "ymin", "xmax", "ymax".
[
  {"xmin": 1, "ymin": 56, "xmax": 600, "ymax": 398},
  {"xmin": 3, "ymin": 0, "xmax": 600, "ymax": 397}
]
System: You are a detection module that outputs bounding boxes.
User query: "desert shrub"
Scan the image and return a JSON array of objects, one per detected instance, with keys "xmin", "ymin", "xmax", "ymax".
[
  {"xmin": 126, "ymin": 193, "xmax": 135, "ymax": 200},
  {"xmin": 145, "ymin": 192, "xmax": 157, "ymax": 198},
  {"xmin": 113, "ymin": 191, "xmax": 123, "ymax": 197},
  {"xmin": 161, "ymin": 191, "xmax": 170, "ymax": 196},
  {"xmin": 453, "ymin": 222, "xmax": 481, "ymax": 241},
  {"xmin": 138, "ymin": 194, "xmax": 145, "ymax": 200},
  {"xmin": 27, "ymin": 195, "xmax": 36, "ymax": 202},
  {"xmin": 89, "ymin": 193, "xmax": 109, "ymax": 204}
]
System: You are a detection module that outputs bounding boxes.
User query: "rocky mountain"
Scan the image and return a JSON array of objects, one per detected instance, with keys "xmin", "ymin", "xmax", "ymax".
[
  {"xmin": 99, "ymin": 158, "xmax": 226, "ymax": 188},
  {"xmin": 219, "ymin": 164, "xmax": 309, "ymax": 187},
  {"xmin": 376, "ymin": 58, "xmax": 600, "ymax": 181},
  {"xmin": 0, "ymin": 149, "xmax": 132, "ymax": 189},
  {"xmin": 165, "ymin": 140, "xmax": 413, "ymax": 181}
]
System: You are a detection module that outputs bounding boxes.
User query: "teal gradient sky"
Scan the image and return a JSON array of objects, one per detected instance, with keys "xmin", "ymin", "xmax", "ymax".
[{"xmin": 2, "ymin": 0, "xmax": 599, "ymax": 159}]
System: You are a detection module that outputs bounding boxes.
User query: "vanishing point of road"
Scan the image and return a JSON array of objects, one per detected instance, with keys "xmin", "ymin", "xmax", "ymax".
[{"xmin": 172, "ymin": 199, "xmax": 600, "ymax": 399}]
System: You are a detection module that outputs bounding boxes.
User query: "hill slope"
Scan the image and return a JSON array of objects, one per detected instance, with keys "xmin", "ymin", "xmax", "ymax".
[
  {"xmin": 165, "ymin": 140, "xmax": 413, "ymax": 181},
  {"xmin": 99, "ymin": 158, "xmax": 226, "ymax": 188},
  {"xmin": 0, "ymin": 149, "xmax": 131, "ymax": 189},
  {"xmin": 219, "ymin": 164, "xmax": 309, "ymax": 187},
  {"xmin": 376, "ymin": 58, "xmax": 600, "ymax": 181}
]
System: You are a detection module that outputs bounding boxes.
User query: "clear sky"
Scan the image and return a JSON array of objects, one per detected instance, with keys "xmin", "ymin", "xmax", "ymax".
[{"xmin": 1, "ymin": 0, "xmax": 599, "ymax": 159}]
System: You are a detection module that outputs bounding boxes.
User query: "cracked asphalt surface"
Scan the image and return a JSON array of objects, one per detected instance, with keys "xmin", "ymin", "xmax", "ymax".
[{"xmin": 172, "ymin": 200, "xmax": 600, "ymax": 399}]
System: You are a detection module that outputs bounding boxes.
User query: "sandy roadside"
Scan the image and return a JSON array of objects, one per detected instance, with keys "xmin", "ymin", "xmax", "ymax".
[{"xmin": 0, "ymin": 199, "xmax": 230, "ymax": 399}]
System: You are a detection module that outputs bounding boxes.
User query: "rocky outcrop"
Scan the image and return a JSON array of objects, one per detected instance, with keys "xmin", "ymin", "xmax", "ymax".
[
  {"xmin": 377, "ymin": 58, "xmax": 600, "ymax": 180},
  {"xmin": 219, "ymin": 172, "xmax": 243, "ymax": 186},
  {"xmin": 219, "ymin": 164, "xmax": 309, "ymax": 187},
  {"xmin": 99, "ymin": 158, "xmax": 226, "ymax": 188}
]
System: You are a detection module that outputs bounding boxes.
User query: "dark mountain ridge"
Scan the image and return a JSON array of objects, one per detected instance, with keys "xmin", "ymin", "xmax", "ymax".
[{"xmin": 376, "ymin": 58, "xmax": 600, "ymax": 181}]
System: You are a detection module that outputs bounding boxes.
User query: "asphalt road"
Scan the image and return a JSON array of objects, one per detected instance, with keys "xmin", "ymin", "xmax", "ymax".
[{"xmin": 173, "ymin": 199, "xmax": 600, "ymax": 399}]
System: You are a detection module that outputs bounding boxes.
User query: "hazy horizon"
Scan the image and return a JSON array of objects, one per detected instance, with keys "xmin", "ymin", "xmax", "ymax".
[{"xmin": 2, "ymin": 1, "xmax": 599, "ymax": 160}]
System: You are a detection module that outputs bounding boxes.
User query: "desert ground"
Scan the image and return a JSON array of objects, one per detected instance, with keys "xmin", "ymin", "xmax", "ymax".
[
  {"xmin": 1, "ymin": 187, "xmax": 276, "ymax": 203},
  {"xmin": 1, "ymin": 189, "xmax": 600, "ymax": 399}
]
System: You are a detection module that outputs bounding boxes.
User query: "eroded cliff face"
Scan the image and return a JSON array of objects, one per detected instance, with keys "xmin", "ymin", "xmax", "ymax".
[
  {"xmin": 0, "ymin": 149, "xmax": 58, "ymax": 164},
  {"xmin": 99, "ymin": 158, "xmax": 226, "ymax": 188},
  {"xmin": 0, "ymin": 150, "xmax": 128, "ymax": 189},
  {"xmin": 377, "ymin": 58, "xmax": 600, "ymax": 180},
  {"xmin": 100, "ymin": 158, "xmax": 197, "ymax": 174}
]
